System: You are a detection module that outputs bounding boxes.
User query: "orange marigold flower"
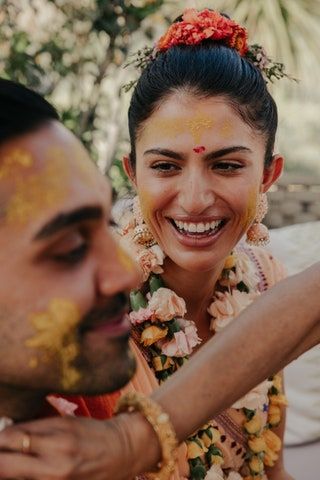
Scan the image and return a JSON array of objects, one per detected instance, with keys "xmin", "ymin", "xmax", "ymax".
[
  {"xmin": 228, "ymin": 27, "xmax": 248, "ymax": 56},
  {"xmin": 156, "ymin": 8, "xmax": 248, "ymax": 56}
]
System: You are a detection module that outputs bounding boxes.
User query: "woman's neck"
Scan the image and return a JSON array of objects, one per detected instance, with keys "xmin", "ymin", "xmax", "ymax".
[
  {"xmin": 161, "ymin": 258, "xmax": 225, "ymax": 341},
  {"xmin": 0, "ymin": 385, "xmax": 46, "ymax": 422}
]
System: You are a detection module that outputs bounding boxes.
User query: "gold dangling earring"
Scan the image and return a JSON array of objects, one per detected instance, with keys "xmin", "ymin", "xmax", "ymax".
[
  {"xmin": 246, "ymin": 193, "xmax": 270, "ymax": 246},
  {"xmin": 132, "ymin": 196, "xmax": 156, "ymax": 248}
]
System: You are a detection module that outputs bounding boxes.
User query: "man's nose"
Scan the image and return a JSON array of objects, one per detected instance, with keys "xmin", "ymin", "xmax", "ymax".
[{"xmin": 95, "ymin": 232, "xmax": 141, "ymax": 298}]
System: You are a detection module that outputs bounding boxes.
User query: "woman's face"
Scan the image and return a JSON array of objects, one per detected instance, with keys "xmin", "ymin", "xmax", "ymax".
[{"xmin": 130, "ymin": 92, "xmax": 282, "ymax": 273}]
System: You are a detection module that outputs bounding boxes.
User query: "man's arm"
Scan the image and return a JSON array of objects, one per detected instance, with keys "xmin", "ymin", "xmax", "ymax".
[{"xmin": 0, "ymin": 262, "xmax": 319, "ymax": 479}]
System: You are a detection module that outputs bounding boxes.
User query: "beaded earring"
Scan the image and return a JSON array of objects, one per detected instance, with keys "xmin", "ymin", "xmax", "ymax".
[
  {"xmin": 246, "ymin": 193, "xmax": 270, "ymax": 246},
  {"xmin": 132, "ymin": 196, "xmax": 156, "ymax": 248}
]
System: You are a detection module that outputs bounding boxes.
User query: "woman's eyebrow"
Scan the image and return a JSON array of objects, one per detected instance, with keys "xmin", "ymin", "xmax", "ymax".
[
  {"xmin": 143, "ymin": 148, "xmax": 184, "ymax": 160},
  {"xmin": 33, "ymin": 206, "xmax": 103, "ymax": 241},
  {"xmin": 143, "ymin": 146, "xmax": 252, "ymax": 161},
  {"xmin": 204, "ymin": 146, "xmax": 252, "ymax": 160}
]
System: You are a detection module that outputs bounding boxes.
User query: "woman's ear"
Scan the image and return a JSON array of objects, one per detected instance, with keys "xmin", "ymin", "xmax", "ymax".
[
  {"xmin": 261, "ymin": 154, "xmax": 284, "ymax": 193},
  {"xmin": 122, "ymin": 155, "xmax": 137, "ymax": 187}
]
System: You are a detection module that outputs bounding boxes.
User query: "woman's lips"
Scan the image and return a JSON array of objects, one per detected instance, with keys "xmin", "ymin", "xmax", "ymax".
[{"xmin": 167, "ymin": 217, "xmax": 227, "ymax": 247}]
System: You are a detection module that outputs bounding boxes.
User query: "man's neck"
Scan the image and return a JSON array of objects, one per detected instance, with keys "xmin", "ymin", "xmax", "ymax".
[{"xmin": 0, "ymin": 384, "xmax": 47, "ymax": 422}]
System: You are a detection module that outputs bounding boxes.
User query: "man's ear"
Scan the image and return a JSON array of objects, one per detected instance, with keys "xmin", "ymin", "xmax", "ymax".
[
  {"xmin": 122, "ymin": 155, "xmax": 137, "ymax": 187},
  {"xmin": 261, "ymin": 154, "xmax": 284, "ymax": 193}
]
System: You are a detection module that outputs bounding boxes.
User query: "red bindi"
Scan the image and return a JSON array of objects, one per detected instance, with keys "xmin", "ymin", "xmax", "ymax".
[{"xmin": 193, "ymin": 145, "xmax": 206, "ymax": 154}]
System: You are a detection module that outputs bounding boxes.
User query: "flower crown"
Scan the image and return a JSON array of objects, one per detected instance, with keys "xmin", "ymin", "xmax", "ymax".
[{"xmin": 124, "ymin": 8, "xmax": 294, "ymax": 92}]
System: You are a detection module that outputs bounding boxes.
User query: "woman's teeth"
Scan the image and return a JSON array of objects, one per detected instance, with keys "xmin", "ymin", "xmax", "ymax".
[{"xmin": 172, "ymin": 219, "xmax": 222, "ymax": 234}]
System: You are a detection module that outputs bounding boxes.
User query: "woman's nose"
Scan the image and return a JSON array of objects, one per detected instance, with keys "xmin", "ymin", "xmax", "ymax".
[{"xmin": 178, "ymin": 175, "xmax": 215, "ymax": 214}]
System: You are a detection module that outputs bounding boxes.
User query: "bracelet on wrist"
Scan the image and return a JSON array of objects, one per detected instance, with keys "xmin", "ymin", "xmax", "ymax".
[{"xmin": 115, "ymin": 392, "xmax": 178, "ymax": 480}]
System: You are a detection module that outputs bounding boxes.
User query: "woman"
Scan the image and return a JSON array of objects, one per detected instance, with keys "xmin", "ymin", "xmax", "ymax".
[{"xmin": 105, "ymin": 8, "xmax": 290, "ymax": 480}]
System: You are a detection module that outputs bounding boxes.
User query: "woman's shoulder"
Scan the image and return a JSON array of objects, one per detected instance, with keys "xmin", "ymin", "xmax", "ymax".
[{"xmin": 237, "ymin": 243, "xmax": 286, "ymax": 290}]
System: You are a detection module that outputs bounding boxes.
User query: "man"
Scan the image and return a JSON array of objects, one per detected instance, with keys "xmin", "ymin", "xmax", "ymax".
[
  {"xmin": 0, "ymin": 78, "xmax": 140, "ymax": 423},
  {"xmin": 0, "ymin": 78, "xmax": 319, "ymax": 479}
]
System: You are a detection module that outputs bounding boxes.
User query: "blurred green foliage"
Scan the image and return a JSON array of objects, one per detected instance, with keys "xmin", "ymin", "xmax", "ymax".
[{"xmin": 0, "ymin": 0, "xmax": 164, "ymax": 168}]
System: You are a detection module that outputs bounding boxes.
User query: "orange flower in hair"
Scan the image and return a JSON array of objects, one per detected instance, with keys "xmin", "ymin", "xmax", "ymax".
[
  {"xmin": 157, "ymin": 8, "xmax": 248, "ymax": 56},
  {"xmin": 124, "ymin": 8, "xmax": 293, "ymax": 92},
  {"xmin": 228, "ymin": 26, "xmax": 248, "ymax": 56}
]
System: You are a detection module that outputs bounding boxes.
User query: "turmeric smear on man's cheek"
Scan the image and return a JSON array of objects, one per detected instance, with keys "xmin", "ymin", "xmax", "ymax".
[{"xmin": 25, "ymin": 298, "xmax": 82, "ymax": 390}]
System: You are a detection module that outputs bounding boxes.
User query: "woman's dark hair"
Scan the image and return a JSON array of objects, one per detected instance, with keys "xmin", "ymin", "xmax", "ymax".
[
  {"xmin": 0, "ymin": 78, "xmax": 59, "ymax": 146},
  {"xmin": 128, "ymin": 42, "xmax": 277, "ymax": 167}
]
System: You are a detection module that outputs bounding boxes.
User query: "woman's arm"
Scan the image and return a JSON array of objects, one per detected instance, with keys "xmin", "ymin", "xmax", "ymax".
[{"xmin": 0, "ymin": 263, "xmax": 319, "ymax": 479}]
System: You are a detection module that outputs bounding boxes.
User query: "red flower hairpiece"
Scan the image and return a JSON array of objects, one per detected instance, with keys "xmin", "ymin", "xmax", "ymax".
[
  {"xmin": 157, "ymin": 9, "xmax": 248, "ymax": 56},
  {"xmin": 123, "ymin": 8, "xmax": 295, "ymax": 92}
]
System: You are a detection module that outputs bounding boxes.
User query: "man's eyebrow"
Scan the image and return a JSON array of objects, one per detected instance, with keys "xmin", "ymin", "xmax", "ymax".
[
  {"xmin": 34, "ymin": 206, "xmax": 104, "ymax": 240},
  {"xmin": 204, "ymin": 146, "xmax": 252, "ymax": 160}
]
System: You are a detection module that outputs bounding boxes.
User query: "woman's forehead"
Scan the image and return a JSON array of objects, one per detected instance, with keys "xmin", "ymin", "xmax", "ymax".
[{"xmin": 137, "ymin": 94, "xmax": 259, "ymax": 150}]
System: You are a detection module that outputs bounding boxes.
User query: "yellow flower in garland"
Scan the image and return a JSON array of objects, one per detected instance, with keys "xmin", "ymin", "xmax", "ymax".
[
  {"xmin": 264, "ymin": 447, "xmax": 279, "ymax": 467},
  {"xmin": 244, "ymin": 413, "xmax": 262, "ymax": 435},
  {"xmin": 263, "ymin": 429, "xmax": 282, "ymax": 452},
  {"xmin": 268, "ymin": 404, "xmax": 281, "ymax": 427},
  {"xmin": 272, "ymin": 374, "xmax": 282, "ymax": 392},
  {"xmin": 262, "ymin": 429, "xmax": 282, "ymax": 467},
  {"xmin": 199, "ymin": 426, "xmax": 221, "ymax": 448},
  {"xmin": 224, "ymin": 253, "xmax": 237, "ymax": 269},
  {"xmin": 186, "ymin": 439, "xmax": 207, "ymax": 459},
  {"xmin": 209, "ymin": 453, "xmax": 224, "ymax": 466},
  {"xmin": 199, "ymin": 430, "xmax": 212, "ymax": 449},
  {"xmin": 269, "ymin": 394, "xmax": 288, "ymax": 407},
  {"xmin": 152, "ymin": 355, "xmax": 174, "ymax": 371},
  {"xmin": 140, "ymin": 325, "xmax": 168, "ymax": 346},
  {"xmin": 248, "ymin": 455, "xmax": 264, "ymax": 475},
  {"xmin": 248, "ymin": 436, "xmax": 267, "ymax": 454}
]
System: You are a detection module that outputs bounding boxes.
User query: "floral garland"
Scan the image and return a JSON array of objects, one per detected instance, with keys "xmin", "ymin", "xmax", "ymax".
[
  {"xmin": 121, "ymin": 215, "xmax": 287, "ymax": 480},
  {"xmin": 123, "ymin": 8, "xmax": 294, "ymax": 92}
]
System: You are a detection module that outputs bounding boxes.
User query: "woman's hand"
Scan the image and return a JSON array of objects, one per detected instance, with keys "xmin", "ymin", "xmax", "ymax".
[{"xmin": 0, "ymin": 413, "xmax": 157, "ymax": 480}]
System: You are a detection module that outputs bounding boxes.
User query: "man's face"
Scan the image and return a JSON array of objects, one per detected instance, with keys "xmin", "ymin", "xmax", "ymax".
[{"xmin": 0, "ymin": 121, "xmax": 139, "ymax": 395}]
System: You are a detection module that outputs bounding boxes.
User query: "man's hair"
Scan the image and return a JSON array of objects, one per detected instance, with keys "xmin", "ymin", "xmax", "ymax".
[{"xmin": 0, "ymin": 78, "xmax": 59, "ymax": 146}]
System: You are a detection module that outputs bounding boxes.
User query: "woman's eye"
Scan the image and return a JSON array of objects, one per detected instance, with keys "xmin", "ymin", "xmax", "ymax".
[
  {"xmin": 214, "ymin": 162, "xmax": 243, "ymax": 172},
  {"xmin": 151, "ymin": 162, "xmax": 179, "ymax": 172}
]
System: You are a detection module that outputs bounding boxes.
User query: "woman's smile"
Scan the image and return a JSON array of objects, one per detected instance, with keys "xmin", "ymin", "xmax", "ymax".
[{"xmin": 165, "ymin": 216, "xmax": 228, "ymax": 248}]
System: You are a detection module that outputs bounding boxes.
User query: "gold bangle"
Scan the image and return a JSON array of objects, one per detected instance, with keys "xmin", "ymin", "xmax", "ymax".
[{"xmin": 115, "ymin": 392, "xmax": 178, "ymax": 480}]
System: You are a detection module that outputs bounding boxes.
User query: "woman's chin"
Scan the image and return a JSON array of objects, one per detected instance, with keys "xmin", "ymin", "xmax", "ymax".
[{"xmin": 166, "ymin": 253, "xmax": 225, "ymax": 274}]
